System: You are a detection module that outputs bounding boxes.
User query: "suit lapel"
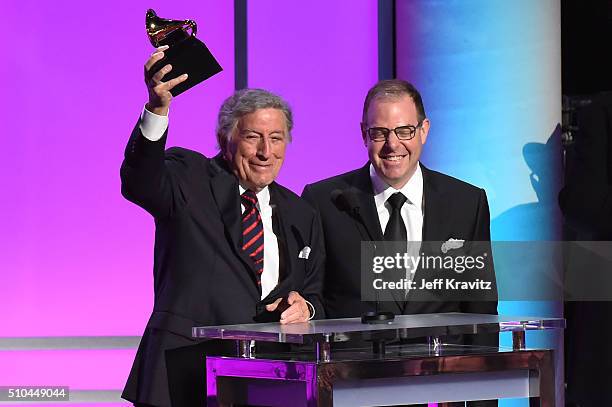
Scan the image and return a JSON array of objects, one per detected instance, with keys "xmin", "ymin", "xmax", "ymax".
[
  {"xmin": 266, "ymin": 184, "xmax": 293, "ymax": 295},
  {"xmin": 209, "ymin": 155, "xmax": 260, "ymax": 284},
  {"xmin": 268, "ymin": 182, "xmax": 293, "ymax": 285},
  {"xmin": 209, "ymin": 155, "xmax": 241, "ymax": 245},
  {"xmin": 349, "ymin": 165, "xmax": 404, "ymax": 314},
  {"xmin": 348, "ymin": 164, "xmax": 384, "ymax": 241},
  {"xmin": 421, "ymin": 165, "xmax": 450, "ymax": 242},
  {"xmin": 404, "ymin": 165, "xmax": 452, "ymax": 311}
]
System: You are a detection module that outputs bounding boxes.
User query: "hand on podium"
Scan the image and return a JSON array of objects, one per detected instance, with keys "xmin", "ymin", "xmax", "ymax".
[{"xmin": 266, "ymin": 291, "xmax": 311, "ymax": 324}]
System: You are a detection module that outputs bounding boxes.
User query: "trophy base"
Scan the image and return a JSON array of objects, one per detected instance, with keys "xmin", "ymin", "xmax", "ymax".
[{"xmin": 151, "ymin": 36, "xmax": 223, "ymax": 96}]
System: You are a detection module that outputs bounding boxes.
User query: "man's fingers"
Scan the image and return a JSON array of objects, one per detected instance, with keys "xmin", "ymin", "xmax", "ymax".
[
  {"xmin": 281, "ymin": 304, "xmax": 298, "ymax": 318},
  {"xmin": 151, "ymin": 45, "xmax": 169, "ymax": 55},
  {"xmin": 280, "ymin": 302, "xmax": 308, "ymax": 324},
  {"xmin": 280, "ymin": 315, "xmax": 301, "ymax": 324},
  {"xmin": 280, "ymin": 306, "xmax": 301, "ymax": 324},
  {"xmin": 287, "ymin": 291, "xmax": 301, "ymax": 304},
  {"xmin": 266, "ymin": 298, "xmax": 283, "ymax": 312},
  {"xmin": 144, "ymin": 51, "xmax": 167, "ymax": 73},
  {"xmin": 280, "ymin": 310, "xmax": 307, "ymax": 324},
  {"xmin": 280, "ymin": 291, "xmax": 309, "ymax": 323},
  {"xmin": 142, "ymin": 46, "xmax": 177, "ymax": 112},
  {"xmin": 151, "ymin": 64, "xmax": 173, "ymax": 84},
  {"xmin": 160, "ymin": 73, "xmax": 188, "ymax": 91}
]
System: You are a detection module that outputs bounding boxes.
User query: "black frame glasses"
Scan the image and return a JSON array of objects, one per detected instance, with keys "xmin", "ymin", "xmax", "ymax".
[{"xmin": 365, "ymin": 122, "xmax": 423, "ymax": 142}]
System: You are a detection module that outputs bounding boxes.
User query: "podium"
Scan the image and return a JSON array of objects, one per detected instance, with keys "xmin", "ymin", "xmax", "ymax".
[{"xmin": 193, "ymin": 313, "xmax": 564, "ymax": 406}]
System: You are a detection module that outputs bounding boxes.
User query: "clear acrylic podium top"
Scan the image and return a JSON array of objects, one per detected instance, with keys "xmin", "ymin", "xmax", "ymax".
[{"xmin": 193, "ymin": 312, "xmax": 565, "ymax": 344}]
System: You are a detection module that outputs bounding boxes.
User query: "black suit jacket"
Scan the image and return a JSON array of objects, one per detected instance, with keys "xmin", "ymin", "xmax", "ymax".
[
  {"xmin": 302, "ymin": 163, "xmax": 497, "ymax": 322},
  {"xmin": 120, "ymin": 125, "xmax": 325, "ymax": 406}
]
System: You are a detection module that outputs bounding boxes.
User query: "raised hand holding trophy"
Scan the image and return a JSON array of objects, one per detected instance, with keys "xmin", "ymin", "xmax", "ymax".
[{"xmin": 146, "ymin": 9, "xmax": 222, "ymax": 96}]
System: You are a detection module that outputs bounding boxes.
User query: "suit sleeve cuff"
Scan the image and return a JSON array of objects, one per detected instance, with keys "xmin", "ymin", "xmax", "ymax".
[{"xmin": 139, "ymin": 106, "xmax": 169, "ymax": 141}]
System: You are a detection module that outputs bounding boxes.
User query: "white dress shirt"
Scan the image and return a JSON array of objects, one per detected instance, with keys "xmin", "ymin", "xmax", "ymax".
[
  {"xmin": 370, "ymin": 163, "xmax": 424, "ymax": 280},
  {"xmin": 138, "ymin": 107, "xmax": 280, "ymax": 300},
  {"xmin": 139, "ymin": 107, "xmax": 168, "ymax": 141},
  {"xmin": 370, "ymin": 163, "xmax": 424, "ymax": 242}
]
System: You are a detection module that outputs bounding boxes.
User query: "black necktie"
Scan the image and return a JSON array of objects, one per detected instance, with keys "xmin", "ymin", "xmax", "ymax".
[
  {"xmin": 384, "ymin": 192, "xmax": 408, "ymax": 242},
  {"xmin": 241, "ymin": 190, "xmax": 264, "ymax": 284}
]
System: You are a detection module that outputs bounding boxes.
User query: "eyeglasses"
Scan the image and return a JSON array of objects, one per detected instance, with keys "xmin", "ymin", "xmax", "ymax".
[{"xmin": 365, "ymin": 123, "xmax": 422, "ymax": 142}]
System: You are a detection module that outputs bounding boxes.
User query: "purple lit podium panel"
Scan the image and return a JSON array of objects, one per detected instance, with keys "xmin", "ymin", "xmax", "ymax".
[{"xmin": 193, "ymin": 313, "xmax": 564, "ymax": 406}]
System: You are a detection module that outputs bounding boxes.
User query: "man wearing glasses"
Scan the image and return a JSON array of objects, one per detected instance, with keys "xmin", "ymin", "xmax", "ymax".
[{"xmin": 302, "ymin": 79, "xmax": 498, "ymax": 329}]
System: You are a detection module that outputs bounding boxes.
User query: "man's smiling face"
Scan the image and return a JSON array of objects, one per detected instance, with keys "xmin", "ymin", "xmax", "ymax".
[
  {"xmin": 362, "ymin": 95, "xmax": 429, "ymax": 189},
  {"xmin": 224, "ymin": 108, "xmax": 288, "ymax": 192}
]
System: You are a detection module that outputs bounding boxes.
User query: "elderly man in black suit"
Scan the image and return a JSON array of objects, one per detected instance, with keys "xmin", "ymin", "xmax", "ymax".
[
  {"xmin": 302, "ymin": 79, "xmax": 497, "ymax": 329},
  {"xmin": 121, "ymin": 45, "xmax": 324, "ymax": 407}
]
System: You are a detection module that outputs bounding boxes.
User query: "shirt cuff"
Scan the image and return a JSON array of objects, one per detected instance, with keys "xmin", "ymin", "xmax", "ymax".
[
  {"xmin": 139, "ymin": 106, "xmax": 169, "ymax": 141},
  {"xmin": 304, "ymin": 300, "xmax": 315, "ymax": 321}
]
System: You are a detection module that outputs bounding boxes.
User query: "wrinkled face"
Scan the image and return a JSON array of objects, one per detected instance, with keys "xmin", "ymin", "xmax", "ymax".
[
  {"xmin": 224, "ymin": 108, "xmax": 288, "ymax": 192},
  {"xmin": 362, "ymin": 95, "xmax": 430, "ymax": 189}
]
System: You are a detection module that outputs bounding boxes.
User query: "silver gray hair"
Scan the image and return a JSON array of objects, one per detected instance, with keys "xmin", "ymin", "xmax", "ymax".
[{"xmin": 216, "ymin": 88, "xmax": 293, "ymax": 151}]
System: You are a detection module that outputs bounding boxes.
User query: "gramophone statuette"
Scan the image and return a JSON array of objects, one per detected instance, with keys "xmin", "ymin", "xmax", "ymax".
[
  {"xmin": 146, "ymin": 9, "xmax": 197, "ymax": 47},
  {"xmin": 145, "ymin": 9, "xmax": 222, "ymax": 96}
]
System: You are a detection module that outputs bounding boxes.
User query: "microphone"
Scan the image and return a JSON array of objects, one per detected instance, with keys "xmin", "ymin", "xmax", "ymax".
[
  {"xmin": 331, "ymin": 189, "xmax": 359, "ymax": 215},
  {"xmin": 330, "ymin": 190, "xmax": 394, "ymax": 326}
]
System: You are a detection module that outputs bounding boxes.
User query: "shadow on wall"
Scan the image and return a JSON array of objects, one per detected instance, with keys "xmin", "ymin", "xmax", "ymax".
[{"xmin": 491, "ymin": 124, "xmax": 563, "ymax": 241}]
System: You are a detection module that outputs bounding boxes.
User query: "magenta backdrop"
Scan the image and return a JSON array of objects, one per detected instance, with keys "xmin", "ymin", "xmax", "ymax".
[
  {"xmin": 247, "ymin": 0, "xmax": 379, "ymax": 192},
  {"xmin": 1, "ymin": 0, "xmax": 234, "ymax": 337},
  {"xmin": 1, "ymin": 1, "xmax": 377, "ymax": 338},
  {"xmin": 1, "ymin": 0, "xmax": 378, "ymax": 400}
]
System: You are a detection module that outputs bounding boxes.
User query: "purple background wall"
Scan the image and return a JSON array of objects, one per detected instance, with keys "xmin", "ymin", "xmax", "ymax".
[
  {"xmin": 1, "ymin": 0, "xmax": 378, "ymax": 401},
  {"xmin": 2, "ymin": 1, "xmax": 234, "ymax": 337},
  {"xmin": 2, "ymin": 0, "xmax": 377, "ymax": 338},
  {"xmin": 246, "ymin": 0, "xmax": 378, "ymax": 192}
]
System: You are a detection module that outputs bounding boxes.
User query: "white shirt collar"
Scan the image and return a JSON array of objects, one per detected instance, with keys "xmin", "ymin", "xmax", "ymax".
[
  {"xmin": 370, "ymin": 162, "xmax": 423, "ymax": 211},
  {"xmin": 238, "ymin": 184, "xmax": 271, "ymax": 210}
]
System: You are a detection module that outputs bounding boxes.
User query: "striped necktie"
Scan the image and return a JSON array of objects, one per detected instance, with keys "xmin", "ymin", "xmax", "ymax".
[{"xmin": 241, "ymin": 190, "xmax": 264, "ymax": 283}]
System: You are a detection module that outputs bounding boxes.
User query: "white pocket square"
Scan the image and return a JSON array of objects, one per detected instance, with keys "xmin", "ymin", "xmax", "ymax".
[
  {"xmin": 298, "ymin": 246, "xmax": 311, "ymax": 259},
  {"xmin": 441, "ymin": 238, "xmax": 464, "ymax": 254}
]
